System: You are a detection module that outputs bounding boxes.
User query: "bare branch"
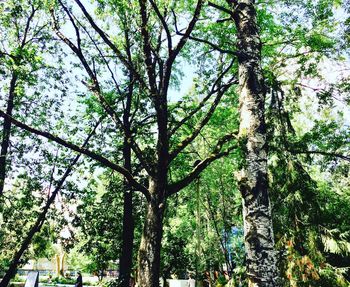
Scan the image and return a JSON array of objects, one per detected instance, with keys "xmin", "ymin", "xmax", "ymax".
[
  {"xmin": 216, "ymin": 17, "xmax": 232, "ymax": 23},
  {"xmin": 73, "ymin": 0, "xmax": 127, "ymax": 67},
  {"xmin": 157, "ymin": 0, "xmax": 203, "ymax": 98},
  {"xmin": 73, "ymin": 0, "xmax": 148, "ymax": 90},
  {"xmin": 51, "ymin": 7, "xmax": 121, "ymax": 127},
  {"xmin": 175, "ymin": 29, "xmax": 238, "ymax": 56},
  {"xmin": 75, "ymin": 15, "xmax": 123, "ymax": 96},
  {"xmin": 169, "ymin": 0, "xmax": 203, "ymax": 63},
  {"xmin": 21, "ymin": 4, "xmax": 37, "ymax": 48},
  {"xmin": 51, "ymin": 8, "xmax": 154, "ymax": 176},
  {"xmin": 58, "ymin": 0, "xmax": 82, "ymax": 50}
]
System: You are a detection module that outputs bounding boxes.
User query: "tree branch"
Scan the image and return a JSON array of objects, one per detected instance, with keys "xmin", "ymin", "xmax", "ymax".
[
  {"xmin": 169, "ymin": 0, "xmax": 203, "ymax": 64},
  {"xmin": 51, "ymin": 6, "xmax": 121, "ymax": 130},
  {"xmin": 169, "ymin": 82, "xmax": 232, "ymax": 162},
  {"xmin": 21, "ymin": 4, "xmax": 37, "ymax": 48},
  {"xmin": 148, "ymin": 0, "xmax": 172, "ymax": 53},
  {"xmin": 0, "ymin": 110, "xmax": 150, "ymax": 198},
  {"xmin": 175, "ymin": 29, "xmax": 238, "ymax": 56},
  {"xmin": 138, "ymin": 0, "xmax": 158, "ymax": 94},
  {"xmin": 72, "ymin": 10, "xmax": 123, "ymax": 96},
  {"xmin": 289, "ymin": 149, "xmax": 350, "ymax": 162},
  {"xmin": 167, "ymin": 134, "xmax": 238, "ymax": 195},
  {"xmin": 170, "ymin": 60, "xmax": 237, "ymax": 136},
  {"xmin": 51, "ymin": 7, "xmax": 154, "ymax": 176},
  {"xmin": 0, "ymin": 118, "xmax": 102, "ymax": 287},
  {"xmin": 208, "ymin": 1, "xmax": 233, "ymax": 16},
  {"xmin": 72, "ymin": 0, "xmax": 148, "ymax": 90}
]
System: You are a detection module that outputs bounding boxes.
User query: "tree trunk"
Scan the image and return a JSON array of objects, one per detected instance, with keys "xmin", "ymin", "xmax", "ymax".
[
  {"xmin": 56, "ymin": 254, "xmax": 61, "ymax": 276},
  {"xmin": 118, "ymin": 72, "xmax": 135, "ymax": 287},
  {"xmin": 0, "ymin": 73, "xmax": 17, "ymax": 195},
  {"xmin": 137, "ymin": 180, "xmax": 165, "ymax": 287},
  {"xmin": 60, "ymin": 253, "xmax": 66, "ymax": 276},
  {"xmin": 118, "ymin": 139, "xmax": 134, "ymax": 287},
  {"xmin": 0, "ymin": 169, "xmax": 59, "ymax": 287},
  {"xmin": 0, "ymin": 139, "xmax": 87, "ymax": 287},
  {"xmin": 231, "ymin": 1, "xmax": 280, "ymax": 286}
]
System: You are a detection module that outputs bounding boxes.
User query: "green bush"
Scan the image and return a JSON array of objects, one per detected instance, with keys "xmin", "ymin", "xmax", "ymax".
[
  {"xmin": 215, "ymin": 275, "xmax": 228, "ymax": 287},
  {"xmin": 318, "ymin": 267, "xmax": 349, "ymax": 287},
  {"xmin": 98, "ymin": 278, "xmax": 119, "ymax": 287},
  {"xmin": 12, "ymin": 274, "xmax": 25, "ymax": 283},
  {"xmin": 51, "ymin": 276, "xmax": 76, "ymax": 284}
]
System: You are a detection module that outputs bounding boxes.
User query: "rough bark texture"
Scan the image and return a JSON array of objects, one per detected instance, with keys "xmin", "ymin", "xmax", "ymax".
[
  {"xmin": 231, "ymin": 1, "xmax": 280, "ymax": 286},
  {"xmin": 137, "ymin": 180, "xmax": 165, "ymax": 287},
  {"xmin": 0, "ymin": 73, "xmax": 17, "ymax": 195}
]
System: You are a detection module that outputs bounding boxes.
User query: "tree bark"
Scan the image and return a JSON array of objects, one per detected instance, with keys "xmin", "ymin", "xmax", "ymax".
[
  {"xmin": 230, "ymin": 1, "xmax": 280, "ymax": 286},
  {"xmin": 137, "ymin": 180, "xmax": 165, "ymax": 287},
  {"xmin": 0, "ymin": 73, "xmax": 17, "ymax": 195},
  {"xmin": 118, "ymin": 82, "xmax": 134, "ymax": 287},
  {"xmin": 119, "ymin": 187, "xmax": 134, "ymax": 286}
]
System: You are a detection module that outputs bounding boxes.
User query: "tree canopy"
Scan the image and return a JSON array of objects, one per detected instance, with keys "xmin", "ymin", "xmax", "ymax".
[{"xmin": 0, "ymin": 0, "xmax": 349, "ymax": 287}]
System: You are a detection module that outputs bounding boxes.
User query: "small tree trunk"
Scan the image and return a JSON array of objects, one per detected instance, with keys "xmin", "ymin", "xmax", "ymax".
[
  {"xmin": 230, "ymin": 1, "xmax": 280, "ymax": 286},
  {"xmin": 118, "ymin": 142, "xmax": 134, "ymax": 287},
  {"xmin": 137, "ymin": 180, "xmax": 165, "ymax": 287},
  {"xmin": 0, "ymin": 73, "xmax": 17, "ymax": 195},
  {"xmin": 60, "ymin": 253, "xmax": 65, "ymax": 276},
  {"xmin": 56, "ymin": 254, "xmax": 61, "ymax": 277},
  {"xmin": 119, "ymin": 189, "xmax": 134, "ymax": 285},
  {"xmin": 118, "ymin": 75, "xmax": 135, "ymax": 287},
  {"xmin": 0, "ymin": 146, "xmax": 85, "ymax": 287}
]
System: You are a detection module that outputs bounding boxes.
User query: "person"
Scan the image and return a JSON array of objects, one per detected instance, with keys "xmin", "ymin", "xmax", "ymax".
[
  {"xmin": 75, "ymin": 271, "xmax": 83, "ymax": 287},
  {"xmin": 187, "ymin": 274, "xmax": 195, "ymax": 287}
]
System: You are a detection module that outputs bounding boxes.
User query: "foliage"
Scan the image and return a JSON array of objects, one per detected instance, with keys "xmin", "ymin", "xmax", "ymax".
[{"xmin": 0, "ymin": 1, "xmax": 349, "ymax": 286}]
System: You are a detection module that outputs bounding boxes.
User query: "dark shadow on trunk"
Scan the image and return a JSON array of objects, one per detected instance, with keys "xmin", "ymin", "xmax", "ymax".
[{"xmin": 0, "ymin": 73, "xmax": 17, "ymax": 195}]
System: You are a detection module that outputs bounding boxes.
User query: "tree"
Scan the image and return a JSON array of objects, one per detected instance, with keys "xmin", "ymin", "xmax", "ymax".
[
  {"xmin": 0, "ymin": 0, "xmax": 67, "ymax": 196},
  {"xmin": 228, "ymin": 1, "xmax": 279, "ymax": 285},
  {"xmin": 73, "ymin": 175, "xmax": 127, "ymax": 279},
  {"xmin": 1, "ymin": 1, "xmax": 238, "ymax": 286},
  {"xmin": 1, "ymin": 1, "xmax": 349, "ymax": 287},
  {"xmin": 0, "ymin": 120, "xmax": 99, "ymax": 287}
]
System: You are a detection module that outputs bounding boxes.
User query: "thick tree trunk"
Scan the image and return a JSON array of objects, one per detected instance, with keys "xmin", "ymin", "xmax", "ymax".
[
  {"xmin": 231, "ymin": 1, "xmax": 280, "ymax": 286},
  {"xmin": 0, "ymin": 73, "xmax": 17, "ymax": 195},
  {"xmin": 137, "ymin": 180, "xmax": 165, "ymax": 287}
]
